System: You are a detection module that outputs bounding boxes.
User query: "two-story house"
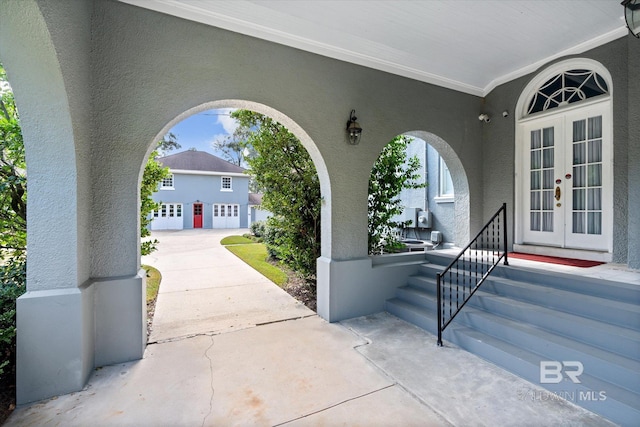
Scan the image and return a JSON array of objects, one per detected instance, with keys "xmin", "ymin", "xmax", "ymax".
[{"xmin": 151, "ymin": 149, "xmax": 251, "ymax": 230}]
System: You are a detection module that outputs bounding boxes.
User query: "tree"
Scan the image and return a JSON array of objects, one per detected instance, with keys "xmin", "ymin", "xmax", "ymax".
[
  {"xmin": 140, "ymin": 133, "xmax": 180, "ymax": 256},
  {"xmin": 368, "ymin": 135, "xmax": 425, "ymax": 254},
  {"xmin": 0, "ymin": 62, "xmax": 26, "ymax": 379},
  {"xmin": 212, "ymin": 126, "xmax": 252, "ymax": 167},
  {"xmin": 231, "ymin": 110, "xmax": 320, "ymax": 279}
]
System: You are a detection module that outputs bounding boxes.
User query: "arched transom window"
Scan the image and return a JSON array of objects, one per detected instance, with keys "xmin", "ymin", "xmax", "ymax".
[{"xmin": 526, "ymin": 69, "xmax": 609, "ymax": 115}]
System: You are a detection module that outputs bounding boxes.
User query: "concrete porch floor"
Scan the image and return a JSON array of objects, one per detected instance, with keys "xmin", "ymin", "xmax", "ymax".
[{"xmin": 4, "ymin": 230, "xmax": 622, "ymax": 426}]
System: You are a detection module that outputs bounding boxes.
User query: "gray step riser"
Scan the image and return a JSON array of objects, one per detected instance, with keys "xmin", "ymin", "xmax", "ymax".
[
  {"xmin": 408, "ymin": 273, "xmax": 639, "ymax": 330},
  {"xmin": 397, "ymin": 285, "xmax": 640, "ymax": 362},
  {"xmin": 452, "ymin": 331, "xmax": 640, "ymax": 427},
  {"xmin": 472, "ymin": 294, "xmax": 640, "ymax": 362},
  {"xmin": 456, "ymin": 310, "xmax": 640, "ymax": 394},
  {"xmin": 420, "ymin": 258, "xmax": 640, "ymax": 304},
  {"xmin": 385, "ymin": 298, "xmax": 640, "ymax": 424},
  {"xmin": 392, "ymin": 289, "xmax": 640, "ymax": 394}
]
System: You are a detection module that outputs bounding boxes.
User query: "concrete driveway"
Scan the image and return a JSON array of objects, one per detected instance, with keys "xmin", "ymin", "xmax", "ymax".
[{"xmin": 5, "ymin": 229, "xmax": 612, "ymax": 426}]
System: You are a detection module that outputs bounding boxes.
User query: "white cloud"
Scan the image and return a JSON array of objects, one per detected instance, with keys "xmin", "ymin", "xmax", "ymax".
[
  {"xmin": 215, "ymin": 108, "xmax": 239, "ymax": 135},
  {"xmin": 208, "ymin": 133, "xmax": 229, "ymax": 150}
]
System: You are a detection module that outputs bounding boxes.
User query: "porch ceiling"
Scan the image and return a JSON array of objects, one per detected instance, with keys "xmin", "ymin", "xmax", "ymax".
[{"xmin": 120, "ymin": 0, "xmax": 627, "ymax": 97}]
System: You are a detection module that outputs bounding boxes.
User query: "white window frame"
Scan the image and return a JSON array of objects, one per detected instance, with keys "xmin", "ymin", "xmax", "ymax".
[
  {"xmin": 221, "ymin": 176, "xmax": 232, "ymax": 192},
  {"xmin": 160, "ymin": 173, "xmax": 174, "ymax": 190},
  {"xmin": 435, "ymin": 156, "xmax": 454, "ymax": 203}
]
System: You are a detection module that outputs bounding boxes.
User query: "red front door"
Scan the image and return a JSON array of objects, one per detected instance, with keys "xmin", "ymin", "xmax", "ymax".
[{"xmin": 193, "ymin": 203, "xmax": 203, "ymax": 228}]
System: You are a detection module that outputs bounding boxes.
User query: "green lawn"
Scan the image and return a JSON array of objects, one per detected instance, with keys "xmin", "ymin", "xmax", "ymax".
[
  {"xmin": 220, "ymin": 235, "xmax": 254, "ymax": 245},
  {"xmin": 222, "ymin": 237, "xmax": 287, "ymax": 286},
  {"xmin": 142, "ymin": 264, "xmax": 161, "ymax": 304}
]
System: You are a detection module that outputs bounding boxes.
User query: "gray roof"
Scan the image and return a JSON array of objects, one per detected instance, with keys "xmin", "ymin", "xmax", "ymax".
[
  {"xmin": 248, "ymin": 193, "xmax": 263, "ymax": 205},
  {"xmin": 158, "ymin": 150, "xmax": 246, "ymax": 174}
]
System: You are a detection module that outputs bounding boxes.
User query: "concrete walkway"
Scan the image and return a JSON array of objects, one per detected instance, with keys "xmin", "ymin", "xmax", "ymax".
[{"xmin": 5, "ymin": 230, "xmax": 613, "ymax": 426}]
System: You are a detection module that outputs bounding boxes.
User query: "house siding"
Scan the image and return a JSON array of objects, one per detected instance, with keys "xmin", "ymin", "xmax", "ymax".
[{"xmin": 153, "ymin": 172, "xmax": 250, "ymax": 229}]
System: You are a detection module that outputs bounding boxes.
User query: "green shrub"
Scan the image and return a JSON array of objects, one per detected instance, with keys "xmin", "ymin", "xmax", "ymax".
[
  {"xmin": 250, "ymin": 220, "xmax": 266, "ymax": 238},
  {"xmin": 0, "ymin": 258, "xmax": 26, "ymax": 377}
]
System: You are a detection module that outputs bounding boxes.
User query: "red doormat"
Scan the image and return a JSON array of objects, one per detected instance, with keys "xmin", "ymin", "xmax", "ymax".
[{"xmin": 508, "ymin": 252, "xmax": 604, "ymax": 268}]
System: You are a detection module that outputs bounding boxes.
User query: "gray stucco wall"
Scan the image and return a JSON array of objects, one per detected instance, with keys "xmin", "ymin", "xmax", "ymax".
[
  {"xmin": 627, "ymin": 36, "xmax": 640, "ymax": 270},
  {"xmin": 90, "ymin": 0, "xmax": 483, "ymax": 265},
  {"xmin": 483, "ymin": 37, "xmax": 637, "ymax": 266}
]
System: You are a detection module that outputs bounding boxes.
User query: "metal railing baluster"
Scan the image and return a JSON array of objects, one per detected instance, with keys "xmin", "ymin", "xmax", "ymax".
[{"xmin": 437, "ymin": 203, "xmax": 508, "ymax": 346}]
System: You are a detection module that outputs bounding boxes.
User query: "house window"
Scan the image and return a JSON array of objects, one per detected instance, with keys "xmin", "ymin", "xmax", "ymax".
[
  {"xmin": 526, "ymin": 69, "xmax": 608, "ymax": 116},
  {"xmin": 161, "ymin": 174, "xmax": 174, "ymax": 190},
  {"xmin": 437, "ymin": 156, "xmax": 454, "ymax": 202},
  {"xmin": 221, "ymin": 176, "xmax": 232, "ymax": 191}
]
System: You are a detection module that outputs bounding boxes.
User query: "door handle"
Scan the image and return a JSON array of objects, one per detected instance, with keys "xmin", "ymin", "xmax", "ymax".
[{"xmin": 555, "ymin": 186, "xmax": 561, "ymax": 201}]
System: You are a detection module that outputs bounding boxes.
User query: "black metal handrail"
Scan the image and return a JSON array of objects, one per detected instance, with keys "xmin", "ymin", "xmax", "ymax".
[{"xmin": 437, "ymin": 203, "xmax": 508, "ymax": 346}]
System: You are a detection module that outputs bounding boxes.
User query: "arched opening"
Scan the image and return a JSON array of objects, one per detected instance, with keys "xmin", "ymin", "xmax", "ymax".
[
  {"xmin": 138, "ymin": 101, "xmax": 329, "ymax": 339},
  {"xmin": 514, "ymin": 59, "xmax": 613, "ymax": 261},
  {"xmin": 141, "ymin": 100, "xmax": 331, "ymax": 257},
  {"xmin": 366, "ymin": 133, "xmax": 466, "ymax": 254},
  {"xmin": 404, "ymin": 131, "xmax": 471, "ymax": 247}
]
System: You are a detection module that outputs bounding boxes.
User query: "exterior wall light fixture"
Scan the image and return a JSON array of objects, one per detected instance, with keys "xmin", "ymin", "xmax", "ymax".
[
  {"xmin": 623, "ymin": 0, "xmax": 640, "ymax": 38},
  {"xmin": 346, "ymin": 109, "xmax": 362, "ymax": 145}
]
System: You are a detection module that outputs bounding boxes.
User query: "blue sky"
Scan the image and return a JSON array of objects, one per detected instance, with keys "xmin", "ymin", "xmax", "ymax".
[{"xmin": 166, "ymin": 108, "xmax": 238, "ymax": 156}]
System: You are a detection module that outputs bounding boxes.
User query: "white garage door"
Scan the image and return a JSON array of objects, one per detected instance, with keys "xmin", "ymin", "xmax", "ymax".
[
  {"xmin": 151, "ymin": 203, "xmax": 183, "ymax": 230},
  {"xmin": 212, "ymin": 204, "xmax": 240, "ymax": 228}
]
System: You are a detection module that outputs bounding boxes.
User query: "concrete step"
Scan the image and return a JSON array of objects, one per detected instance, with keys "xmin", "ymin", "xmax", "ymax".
[
  {"xmin": 457, "ymin": 308, "xmax": 640, "ymax": 394},
  {"xmin": 415, "ymin": 263, "xmax": 640, "ymax": 330},
  {"xmin": 387, "ymin": 257, "xmax": 640, "ymax": 426},
  {"xmin": 452, "ymin": 327, "xmax": 640, "ymax": 427},
  {"xmin": 396, "ymin": 282, "xmax": 640, "ymax": 362}
]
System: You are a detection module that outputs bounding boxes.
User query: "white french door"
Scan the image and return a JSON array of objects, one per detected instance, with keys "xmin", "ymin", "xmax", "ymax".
[{"xmin": 520, "ymin": 103, "xmax": 611, "ymax": 251}]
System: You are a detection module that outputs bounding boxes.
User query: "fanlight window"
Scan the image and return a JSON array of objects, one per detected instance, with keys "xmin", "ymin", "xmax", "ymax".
[{"xmin": 527, "ymin": 69, "xmax": 608, "ymax": 115}]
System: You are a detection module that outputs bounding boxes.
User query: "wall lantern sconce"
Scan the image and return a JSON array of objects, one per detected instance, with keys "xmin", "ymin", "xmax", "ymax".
[
  {"xmin": 346, "ymin": 109, "xmax": 362, "ymax": 145},
  {"xmin": 623, "ymin": 0, "xmax": 640, "ymax": 38}
]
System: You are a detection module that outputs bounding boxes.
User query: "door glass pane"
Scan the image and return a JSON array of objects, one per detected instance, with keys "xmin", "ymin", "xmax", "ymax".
[
  {"xmin": 573, "ymin": 189, "xmax": 585, "ymax": 210},
  {"xmin": 531, "ymin": 212, "xmax": 540, "ymax": 231},
  {"xmin": 531, "ymin": 130, "xmax": 541, "ymax": 149},
  {"xmin": 177, "ymin": 205, "xmax": 182, "ymax": 217},
  {"xmin": 588, "ymin": 164, "xmax": 602, "ymax": 186},
  {"xmin": 573, "ymin": 142, "xmax": 585, "ymax": 164},
  {"xmin": 573, "ymin": 212, "xmax": 585, "ymax": 234},
  {"xmin": 542, "ymin": 127, "xmax": 554, "ymax": 147},
  {"xmin": 542, "ymin": 148, "xmax": 554, "ymax": 168},
  {"xmin": 530, "ymin": 192, "xmax": 540, "ymax": 210},
  {"xmin": 573, "ymin": 119, "xmax": 585, "ymax": 142},
  {"xmin": 588, "ymin": 139, "xmax": 602, "ymax": 163},
  {"xmin": 531, "ymin": 171, "xmax": 541, "ymax": 190},
  {"xmin": 543, "ymin": 170, "xmax": 554, "ymax": 189},
  {"xmin": 531, "ymin": 151, "xmax": 541, "ymax": 169},
  {"xmin": 214, "ymin": 205, "xmax": 218, "ymax": 217},
  {"xmin": 573, "ymin": 165, "xmax": 585, "ymax": 187},
  {"xmin": 588, "ymin": 188, "xmax": 601, "ymax": 210},
  {"xmin": 169, "ymin": 205, "xmax": 174, "ymax": 217},
  {"xmin": 221, "ymin": 205, "xmax": 226, "ymax": 217},
  {"xmin": 542, "ymin": 191, "xmax": 554, "ymax": 210},
  {"xmin": 588, "ymin": 116, "xmax": 602, "ymax": 139},
  {"xmin": 542, "ymin": 212, "xmax": 553, "ymax": 232},
  {"xmin": 588, "ymin": 212, "xmax": 602, "ymax": 234}
]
